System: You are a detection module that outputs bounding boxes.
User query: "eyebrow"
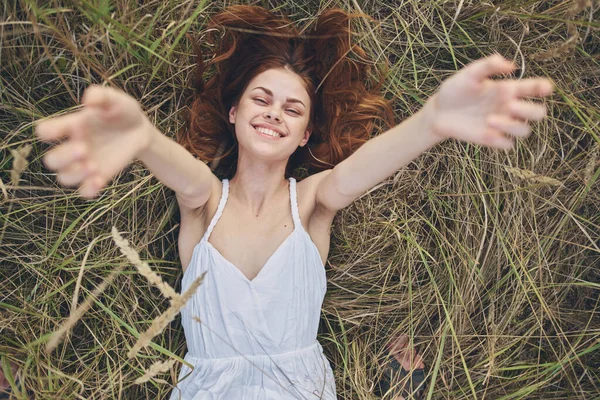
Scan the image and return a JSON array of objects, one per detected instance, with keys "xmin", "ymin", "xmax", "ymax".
[{"xmin": 252, "ymin": 87, "xmax": 306, "ymax": 108}]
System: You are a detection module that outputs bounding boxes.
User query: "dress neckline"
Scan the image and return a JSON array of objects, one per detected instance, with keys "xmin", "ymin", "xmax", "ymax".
[
  {"xmin": 205, "ymin": 229, "xmax": 297, "ymax": 283},
  {"xmin": 202, "ymin": 177, "xmax": 299, "ymax": 284}
]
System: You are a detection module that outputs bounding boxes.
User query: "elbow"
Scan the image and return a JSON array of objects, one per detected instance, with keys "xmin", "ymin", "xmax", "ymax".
[{"xmin": 178, "ymin": 172, "xmax": 213, "ymax": 209}]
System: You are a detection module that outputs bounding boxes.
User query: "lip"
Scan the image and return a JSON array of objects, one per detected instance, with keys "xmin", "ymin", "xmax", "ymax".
[{"xmin": 252, "ymin": 123, "xmax": 287, "ymax": 137}]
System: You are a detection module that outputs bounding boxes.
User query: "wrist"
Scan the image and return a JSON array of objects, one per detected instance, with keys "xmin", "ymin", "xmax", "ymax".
[
  {"xmin": 418, "ymin": 94, "xmax": 446, "ymax": 146},
  {"xmin": 136, "ymin": 118, "xmax": 161, "ymax": 161}
]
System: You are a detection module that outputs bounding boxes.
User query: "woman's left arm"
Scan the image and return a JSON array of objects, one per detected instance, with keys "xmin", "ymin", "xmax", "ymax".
[{"xmin": 315, "ymin": 54, "xmax": 554, "ymax": 213}]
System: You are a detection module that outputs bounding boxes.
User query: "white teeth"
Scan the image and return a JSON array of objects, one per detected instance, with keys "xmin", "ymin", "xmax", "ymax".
[{"xmin": 255, "ymin": 126, "xmax": 283, "ymax": 138}]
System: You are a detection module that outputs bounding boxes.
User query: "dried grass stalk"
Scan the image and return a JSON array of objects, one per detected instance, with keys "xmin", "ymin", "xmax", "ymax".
[
  {"xmin": 566, "ymin": 0, "xmax": 592, "ymax": 17},
  {"xmin": 505, "ymin": 166, "xmax": 563, "ymax": 186},
  {"xmin": 584, "ymin": 143, "xmax": 599, "ymax": 185},
  {"xmin": 531, "ymin": 23, "xmax": 579, "ymax": 61},
  {"xmin": 0, "ymin": 177, "xmax": 8, "ymax": 203},
  {"xmin": 111, "ymin": 226, "xmax": 179, "ymax": 300},
  {"xmin": 10, "ymin": 144, "xmax": 32, "ymax": 186},
  {"xmin": 46, "ymin": 266, "xmax": 123, "ymax": 352},
  {"xmin": 111, "ymin": 225, "xmax": 207, "ymax": 359},
  {"xmin": 134, "ymin": 359, "xmax": 176, "ymax": 384},
  {"xmin": 531, "ymin": 0, "xmax": 592, "ymax": 61},
  {"xmin": 127, "ymin": 270, "xmax": 206, "ymax": 359}
]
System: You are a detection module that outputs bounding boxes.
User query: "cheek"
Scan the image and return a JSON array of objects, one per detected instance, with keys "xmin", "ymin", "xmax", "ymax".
[
  {"xmin": 297, "ymin": 119, "xmax": 310, "ymax": 133},
  {"xmin": 290, "ymin": 123, "xmax": 305, "ymax": 136}
]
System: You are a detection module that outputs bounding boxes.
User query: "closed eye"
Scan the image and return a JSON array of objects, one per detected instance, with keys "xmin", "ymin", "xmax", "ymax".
[{"xmin": 253, "ymin": 98, "xmax": 300, "ymax": 115}]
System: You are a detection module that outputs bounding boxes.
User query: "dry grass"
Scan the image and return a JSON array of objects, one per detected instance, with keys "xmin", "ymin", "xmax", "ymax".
[
  {"xmin": 9, "ymin": 145, "xmax": 32, "ymax": 187},
  {"xmin": 45, "ymin": 265, "xmax": 124, "ymax": 354},
  {"xmin": 1, "ymin": 0, "xmax": 599, "ymax": 399},
  {"xmin": 134, "ymin": 359, "xmax": 177, "ymax": 385},
  {"xmin": 109, "ymin": 226, "xmax": 206, "ymax": 360}
]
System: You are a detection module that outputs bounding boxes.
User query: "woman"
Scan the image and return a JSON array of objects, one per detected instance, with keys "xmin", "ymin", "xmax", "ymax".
[{"xmin": 34, "ymin": 5, "xmax": 552, "ymax": 400}]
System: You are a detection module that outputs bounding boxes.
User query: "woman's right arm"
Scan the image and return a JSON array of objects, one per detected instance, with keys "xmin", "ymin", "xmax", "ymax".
[
  {"xmin": 35, "ymin": 84, "xmax": 215, "ymax": 209},
  {"xmin": 136, "ymin": 126, "xmax": 215, "ymax": 209}
]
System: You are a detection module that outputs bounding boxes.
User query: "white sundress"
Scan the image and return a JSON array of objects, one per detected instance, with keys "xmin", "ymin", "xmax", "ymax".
[{"xmin": 169, "ymin": 177, "xmax": 337, "ymax": 400}]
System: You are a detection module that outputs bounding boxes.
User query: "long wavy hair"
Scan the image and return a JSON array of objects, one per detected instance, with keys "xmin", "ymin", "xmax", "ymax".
[{"xmin": 177, "ymin": 5, "xmax": 396, "ymax": 180}]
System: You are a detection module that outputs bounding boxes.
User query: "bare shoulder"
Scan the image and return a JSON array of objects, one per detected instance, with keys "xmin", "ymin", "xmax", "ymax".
[{"xmin": 176, "ymin": 173, "xmax": 223, "ymax": 273}]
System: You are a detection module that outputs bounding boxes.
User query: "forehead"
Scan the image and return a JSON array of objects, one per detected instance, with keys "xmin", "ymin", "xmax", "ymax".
[{"xmin": 246, "ymin": 68, "xmax": 309, "ymax": 101}]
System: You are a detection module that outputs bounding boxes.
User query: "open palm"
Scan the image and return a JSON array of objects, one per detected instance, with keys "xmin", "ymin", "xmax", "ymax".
[
  {"xmin": 429, "ymin": 54, "xmax": 554, "ymax": 150},
  {"xmin": 35, "ymin": 85, "xmax": 152, "ymax": 198}
]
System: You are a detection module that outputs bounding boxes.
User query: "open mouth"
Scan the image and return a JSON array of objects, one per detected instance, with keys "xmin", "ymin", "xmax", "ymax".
[{"xmin": 253, "ymin": 125, "xmax": 285, "ymax": 139}]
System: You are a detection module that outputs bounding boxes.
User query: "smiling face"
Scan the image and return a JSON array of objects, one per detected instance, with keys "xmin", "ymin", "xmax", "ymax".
[{"xmin": 229, "ymin": 67, "xmax": 312, "ymax": 160}]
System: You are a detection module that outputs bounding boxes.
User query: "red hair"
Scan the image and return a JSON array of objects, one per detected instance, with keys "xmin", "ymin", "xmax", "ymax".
[{"xmin": 177, "ymin": 5, "xmax": 396, "ymax": 180}]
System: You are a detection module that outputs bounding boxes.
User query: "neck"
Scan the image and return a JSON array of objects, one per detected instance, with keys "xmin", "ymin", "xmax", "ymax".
[{"xmin": 229, "ymin": 152, "xmax": 289, "ymax": 217}]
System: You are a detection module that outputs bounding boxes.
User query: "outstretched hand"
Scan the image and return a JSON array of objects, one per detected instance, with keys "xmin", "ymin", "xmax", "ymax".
[
  {"xmin": 427, "ymin": 54, "xmax": 554, "ymax": 150},
  {"xmin": 35, "ymin": 85, "xmax": 153, "ymax": 199}
]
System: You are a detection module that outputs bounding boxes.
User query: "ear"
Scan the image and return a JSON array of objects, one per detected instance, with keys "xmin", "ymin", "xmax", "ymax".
[
  {"xmin": 299, "ymin": 129, "xmax": 312, "ymax": 147},
  {"xmin": 229, "ymin": 105, "xmax": 237, "ymax": 124}
]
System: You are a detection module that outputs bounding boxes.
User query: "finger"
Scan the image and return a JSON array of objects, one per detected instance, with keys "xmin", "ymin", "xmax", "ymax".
[
  {"xmin": 400, "ymin": 349, "xmax": 425, "ymax": 370},
  {"xmin": 56, "ymin": 161, "xmax": 89, "ymax": 187},
  {"xmin": 482, "ymin": 128, "xmax": 514, "ymax": 150},
  {"xmin": 43, "ymin": 141, "xmax": 88, "ymax": 171},
  {"xmin": 487, "ymin": 114, "xmax": 531, "ymax": 138},
  {"xmin": 35, "ymin": 113, "xmax": 85, "ymax": 143},
  {"xmin": 79, "ymin": 174, "xmax": 105, "ymax": 199},
  {"xmin": 399, "ymin": 348, "xmax": 425, "ymax": 370},
  {"xmin": 466, "ymin": 54, "xmax": 516, "ymax": 84},
  {"xmin": 414, "ymin": 351, "xmax": 425, "ymax": 369},
  {"xmin": 507, "ymin": 100, "xmax": 547, "ymax": 121},
  {"xmin": 515, "ymin": 77, "xmax": 554, "ymax": 98},
  {"xmin": 82, "ymin": 85, "xmax": 124, "ymax": 120},
  {"xmin": 82, "ymin": 85, "xmax": 115, "ymax": 110},
  {"xmin": 388, "ymin": 334, "xmax": 409, "ymax": 353}
]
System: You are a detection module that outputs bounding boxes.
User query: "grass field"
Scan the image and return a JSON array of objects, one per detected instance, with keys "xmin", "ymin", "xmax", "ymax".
[{"xmin": 1, "ymin": 0, "xmax": 599, "ymax": 399}]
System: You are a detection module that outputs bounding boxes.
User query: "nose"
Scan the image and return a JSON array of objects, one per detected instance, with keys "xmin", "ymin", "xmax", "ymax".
[{"xmin": 263, "ymin": 108, "xmax": 281, "ymax": 122}]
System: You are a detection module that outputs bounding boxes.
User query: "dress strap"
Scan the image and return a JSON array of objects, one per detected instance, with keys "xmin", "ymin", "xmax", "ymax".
[
  {"xmin": 201, "ymin": 179, "xmax": 229, "ymax": 243},
  {"xmin": 289, "ymin": 177, "xmax": 301, "ymax": 230}
]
